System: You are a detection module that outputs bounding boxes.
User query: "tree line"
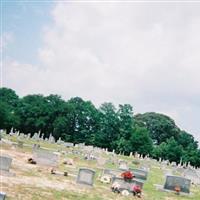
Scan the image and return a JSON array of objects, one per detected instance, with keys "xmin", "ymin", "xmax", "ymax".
[{"xmin": 0, "ymin": 87, "xmax": 200, "ymax": 167}]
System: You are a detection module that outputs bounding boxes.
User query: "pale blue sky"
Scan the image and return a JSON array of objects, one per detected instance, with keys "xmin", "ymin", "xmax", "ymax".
[
  {"xmin": 2, "ymin": 1, "xmax": 200, "ymax": 144},
  {"xmin": 2, "ymin": 0, "xmax": 54, "ymax": 64}
]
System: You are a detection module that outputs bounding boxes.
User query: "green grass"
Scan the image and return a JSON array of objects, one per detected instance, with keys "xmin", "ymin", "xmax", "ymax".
[{"xmin": 1, "ymin": 134, "xmax": 200, "ymax": 200}]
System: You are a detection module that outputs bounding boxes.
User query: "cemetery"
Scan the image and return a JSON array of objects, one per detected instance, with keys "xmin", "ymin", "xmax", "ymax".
[{"xmin": 0, "ymin": 131, "xmax": 200, "ymax": 200}]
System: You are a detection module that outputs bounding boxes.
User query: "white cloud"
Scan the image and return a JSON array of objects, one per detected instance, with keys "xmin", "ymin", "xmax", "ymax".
[
  {"xmin": 0, "ymin": 32, "xmax": 14, "ymax": 52},
  {"xmin": 4, "ymin": 2, "xmax": 200, "ymax": 143}
]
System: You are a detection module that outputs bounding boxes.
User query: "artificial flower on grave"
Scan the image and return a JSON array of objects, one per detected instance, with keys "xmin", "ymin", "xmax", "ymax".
[
  {"xmin": 132, "ymin": 185, "xmax": 142, "ymax": 197},
  {"xmin": 174, "ymin": 185, "xmax": 181, "ymax": 195},
  {"xmin": 121, "ymin": 171, "xmax": 134, "ymax": 181}
]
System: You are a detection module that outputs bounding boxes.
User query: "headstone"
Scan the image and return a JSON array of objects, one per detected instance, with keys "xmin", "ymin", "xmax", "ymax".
[
  {"xmin": 171, "ymin": 162, "xmax": 176, "ymax": 167},
  {"xmin": 112, "ymin": 177, "xmax": 144, "ymax": 192},
  {"xmin": 57, "ymin": 137, "xmax": 62, "ymax": 144},
  {"xmin": 77, "ymin": 143, "xmax": 85, "ymax": 148},
  {"xmin": 41, "ymin": 133, "xmax": 44, "ymax": 140},
  {"xmin": 48, "ymin": 134, "xmax": 55, "ymax": 143},
  {"xmin": 64, "ymin": 142, "xmax": 74, "ymax": 148},
  {"xmin": 103, "ymin": 169, "xmax": 117, "ymax": 177},
  {"xmin": 164, "ymin": 175, "xmax": 191, "ymax": 193},
  {"xmin": 33, "ymin": 149, "xmax": 59, "ymax": 167},
  {"xmin": 119, "ymin": 160, "xmax": 128, "ymax": 171},
  {"xmin": 129, "ymin": 168, "xmax": 148, "ymax": 180},
  {"xmin": 77, "ymin": 168, "xmax": 95, "ymax": 186},
  {"xmin": 176, "ymin": 167, "xmax": 185, "ymax": 174},
  {"xmin": 32, "ymin": 133, "xmax": 39, "ymax": 140},
  {"xmin": 9, "ymin": 127, "xmax": 14, "ymax": 135},
  {"xmin": 0, "ymin": 156, "xmax": 12, "ymax": 172},
  {"xmin": 27, "ymin": 133, "xmax": 31, "ymax": 139},
  {"xmin": 16, "ymin": 131, "xmax": 20, "ymax": 136},
  {"xmin": 83, "ymin": 145, "xmax": 94, "ymax": 152}
]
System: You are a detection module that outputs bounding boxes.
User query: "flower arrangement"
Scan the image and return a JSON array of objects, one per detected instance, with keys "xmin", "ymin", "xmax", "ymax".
[
  {"xmin": 121, "ymin": 171, "xmax": 134, "ymax": 181},
  {"xmin": 174, "ymin": 185, "xmax": 181, "ymax": 195},
  {"xmin": 132, "ymin": 185, "xmax": 142, "ymax": 197}
]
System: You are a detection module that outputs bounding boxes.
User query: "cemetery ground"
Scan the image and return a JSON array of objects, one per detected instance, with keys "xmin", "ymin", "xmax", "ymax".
[{"xmin": 1, "ymin": 135, "xmax": 200, "ymax": 200}]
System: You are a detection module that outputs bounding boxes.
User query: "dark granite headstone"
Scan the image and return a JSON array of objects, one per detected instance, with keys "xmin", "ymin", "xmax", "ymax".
[
  {"xmin": 164, "ymin": 175, "xmax": 191, "ymax": 193},
  {"xmin": 77, "ymin": 168, "xmax": 95, "ymax": 186}
]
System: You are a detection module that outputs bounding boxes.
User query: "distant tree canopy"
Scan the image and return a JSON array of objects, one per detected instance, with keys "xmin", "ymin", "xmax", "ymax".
[
  {"xmin": 135, "ymin": 112, "xmax": 180, "ymax": 145},
  {"xmin": 0, "ymin": 87, "xmax": 200, "ymax": 167}
]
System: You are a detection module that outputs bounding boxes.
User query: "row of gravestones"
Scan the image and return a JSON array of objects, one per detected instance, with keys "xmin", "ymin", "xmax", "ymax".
[
  {"xmin": 2, "ymin": 135, "xmax": 200, "ymax": 196},
  {"xmin": 7, "ymin": 129, "xmax": 200, "ymax": 176},
  {"xmin": 163, "ymin": 161, "xmax": 200, "ymax": 185},
  {"xmin": 183, "ymin": 167, "xmax": 200, "ymax": 185},
  {"xmin": 9, "ymin": 128, "xmax": 55, "ymax": 143},
  {"xmin": 0, "ymin": 146, "xmax": 198, "ymax": 198},
  {"xmin": 0, "ymin": 154, "xmax": 193, "ymax": 194},
  {"xmin": 117, "ymin": 159, "xmax": 196, "ymax": 194},
  {"xmin": 6, "ymin": 130, "xmax": 200, "ymax": 172},
  {"xmin": 8, "ymin": 130, "xmax": 126, "ymax": 163},
  {"xmin": 8, "ymin": 130, "xmax": 107, "ymax": 156}
]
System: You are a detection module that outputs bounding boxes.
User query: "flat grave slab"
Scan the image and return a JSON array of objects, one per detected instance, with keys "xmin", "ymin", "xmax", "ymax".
[
  {"xmin": 33, "ymin": 149, "xmax": 59, "ymax": 167},
  {"xmin": 76, "ymin": 168, "xmax": 95, "ymax": 186}
]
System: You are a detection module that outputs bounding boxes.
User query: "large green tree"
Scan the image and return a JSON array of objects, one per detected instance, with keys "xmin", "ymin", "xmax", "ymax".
[
  {"xmin": 129, "ymin": 126, "xmax": 153, "ymax": 156},
  {"xmin": 1, "ymin": 87, "xmax": 200, "ymax": 167},
  {"xmin": 95, "ymin": 102, "xmax": 119, "ymax": 150},
  {"xmin": 153, "ymin": 137, "xmax": 183, "ymax": 163},
  {"xmin": 0, "ymin": 88, "xmax": 20, "ymax": 130},
  {"xmin": 66, "ymin": 97, "xmax": 99, "ymax": 144},
  {"xmin": 135, "ymin": 112, "xmax": 180, "ymax": 145}
]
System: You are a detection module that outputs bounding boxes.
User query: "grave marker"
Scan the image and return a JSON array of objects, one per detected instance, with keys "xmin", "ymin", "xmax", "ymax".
[
  {"xmin": 164, "ymin": 175, "xmax": 191, "ymax": 193},
  {"xmin": 33, "ymin": 149, "xmax": 59, "ymax": 167},
  {"xmin": 129, "ymin": 168, "xmax": 148, "ymax": 180},
  {"xmin": 112, "ymin": 177, "xmax": 144, "ymax": 192},
  {"xmin": 0, "ymin": 156, "xmax": 12, "ymax": 172},
  {"xmin": 119, "ymin": 160, "xmax": 128, "ymax": 171},
  {"xmin": 77, "ymin": 168, "xmax": 95, "ymax": 186}
]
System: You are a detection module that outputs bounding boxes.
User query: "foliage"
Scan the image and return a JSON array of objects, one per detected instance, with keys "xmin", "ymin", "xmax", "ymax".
[
  {"xmin": 130, "ymin": 126, "xmax": 153, "ymax": 156},
  {"xmin": 135, "ymin": 112, "xmax": 180, "ymax": 145},
  {"xmin": 0, "ymin": 87, "xmax": 200, "ymax": 167}
]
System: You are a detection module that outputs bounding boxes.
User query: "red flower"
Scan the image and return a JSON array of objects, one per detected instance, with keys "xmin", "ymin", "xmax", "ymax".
[
  {"xmin": 133, "ymin": 185, "xmax": 141, "ymax": 193},
  {"xmin": 121, "ymin": 171, "xmax": 133, "ymax": 180}
]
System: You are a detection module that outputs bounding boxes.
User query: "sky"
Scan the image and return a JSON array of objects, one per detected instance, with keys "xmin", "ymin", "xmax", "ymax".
[{"xmin": 1, "ymin": 0, "xmax": 200, "ymax": 143}]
